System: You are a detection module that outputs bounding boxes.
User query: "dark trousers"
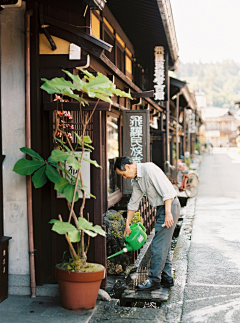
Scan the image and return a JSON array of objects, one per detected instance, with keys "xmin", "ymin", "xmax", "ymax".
[{"xmin": 148, "ymin": 198, "xmax": 181, "ymax": 283}]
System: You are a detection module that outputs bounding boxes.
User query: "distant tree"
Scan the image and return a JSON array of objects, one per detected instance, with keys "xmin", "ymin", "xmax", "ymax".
[{"xmin": 176, "ymin": 60, "xmax": 240, "ymax": 109}]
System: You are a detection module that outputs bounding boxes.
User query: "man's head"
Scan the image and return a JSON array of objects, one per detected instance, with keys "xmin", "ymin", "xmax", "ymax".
[{"xmin": 114, "ymin": 157, "xmax": 137, "ymax": 179}]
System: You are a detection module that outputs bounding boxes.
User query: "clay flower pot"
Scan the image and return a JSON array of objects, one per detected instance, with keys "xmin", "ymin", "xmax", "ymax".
[{"xmin": 56, "ymin": 264, "xmax": 105, "ymax": 311}]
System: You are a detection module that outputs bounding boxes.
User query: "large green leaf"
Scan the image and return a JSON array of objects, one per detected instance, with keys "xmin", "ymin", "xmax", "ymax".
[
  {"xmin": 68, "ymin": 230, "xmax": 81, "ymax": 243},
  {"xmin": 40, "ymin": 81, "xmax": 62, "ymax": 95},
  {"xmin": 62, "ymin": 69, "xmax": 84, "ymax": 89},
  {"xmin": 82, "ymin": 84, "xmax": 96, "ymax": 98},
  {"xmin": 87, "ymin": 73, "xmax": 112, "ymax": 89},
  {"xmin": 20, "ymin": 147, "xmax": 44, "ymax": 161},
  {"xmin": 112, "ymin": 88, "xmax": 132, "ymax": 99},
  {"xmin": 83, "ymin": 135, "xmax": 92, "ymax": 144},
  {"xmin": 66, "ymin": 155, "xmax": 81, "ymax": 170},
  {"xmin": 54, "ymin": 178, "xmax": 69, "ymax": 194},
  {"xmin": 94, "ymin": 88, "xmax": 113, "ymax": 97},
  {"xmin": 49, "ymin": 219, "xmax": 77, "ymax": 234},
  {"xmin": 40, "ymin": 77, "xmax": 79, "ymax": 94},
  {"xmin": 61, "ymin": 88, "xmax": 88, "ymax": 105},
  {"xmin": 32, "ymin": 166, "xmax": 47, "ymax": 188},
  {"xmin": 47, "ymin": 156, "xmax": 60, "ymax": 167},
  {"xmin": 78, "ymin": 217, "xmax": 106, "ymax": 237},
  {"xmin": 79, "ymin": 68, "xmax": 95, "ymax": 81},
  {"xmin": 50, "ymin": 149, "xmax": 70, "ymax": 162},
  {"xmin": 45, "ymin": 164, "xmax": 62, "ymax": 183},
  {"xmin": 13, "ymin": 158, "xmax": 44, "ymax": 175},
  {"xmin": 63, "ymin": 184, "xmax": 79, "ymax": 202},
  {"xmin": 82, "ymin": 156, "xmax": 101, "ymax": 168},
  {"xmin": 93, "ymin": 93, "xmax": 113, "ymax": 104},
  {"xmin": 91, "ymin": 224, "xmax": 106, "ymax": 236}
]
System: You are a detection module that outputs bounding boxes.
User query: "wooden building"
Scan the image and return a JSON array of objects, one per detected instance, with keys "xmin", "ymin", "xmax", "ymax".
[{"xmin": 0, "ymin": 0, "xmax": 201, "ymax": 294}]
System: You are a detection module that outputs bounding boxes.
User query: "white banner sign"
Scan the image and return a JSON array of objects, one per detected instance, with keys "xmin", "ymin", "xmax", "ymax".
[{"xmin": 154, "ymin": 46, "xmax": 165, "ymax": 101}]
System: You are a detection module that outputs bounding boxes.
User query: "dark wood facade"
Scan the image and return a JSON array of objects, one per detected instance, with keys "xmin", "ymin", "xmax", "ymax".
[{"xmin": 25, "ymin": 0, "xmax": 199, "ymax": 286}]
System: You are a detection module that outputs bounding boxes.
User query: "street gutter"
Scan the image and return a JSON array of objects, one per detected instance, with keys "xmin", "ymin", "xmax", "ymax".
[{"xmin": 160, "ymin": 197, "xmax": 196, "ymax": 322}]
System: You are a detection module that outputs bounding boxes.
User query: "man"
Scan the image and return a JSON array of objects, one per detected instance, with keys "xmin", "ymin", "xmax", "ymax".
[{"xmin": 114, "ymin": 157, "xmax": 180, "ymax": 291}]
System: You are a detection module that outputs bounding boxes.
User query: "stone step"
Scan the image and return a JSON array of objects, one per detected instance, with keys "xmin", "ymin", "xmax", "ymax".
[{"xmin": 121, "ymin": 286, "xmax": 169, "ymax": 304}]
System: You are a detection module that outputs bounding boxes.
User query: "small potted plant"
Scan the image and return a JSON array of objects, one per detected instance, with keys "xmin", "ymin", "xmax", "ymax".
[{"xmin": 13, "ymin": 69, "xmax": 131, "ymax": 310}]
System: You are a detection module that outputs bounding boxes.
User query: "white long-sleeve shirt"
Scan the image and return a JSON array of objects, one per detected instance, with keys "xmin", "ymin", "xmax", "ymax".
[{"xmin": 127, "ymin": 162, "xmax": 177, "ymax": 211}]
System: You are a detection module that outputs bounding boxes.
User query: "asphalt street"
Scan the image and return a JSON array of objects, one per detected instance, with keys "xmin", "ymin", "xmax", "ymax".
[{"xmin": 181, "ymin": 147, "xmax": 240, "ymax": 323}]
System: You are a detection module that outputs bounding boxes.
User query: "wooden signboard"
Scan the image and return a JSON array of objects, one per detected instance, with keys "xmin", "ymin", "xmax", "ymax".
[{"xmin": 123, "ymin": 110, "xmax": 150, "ymax": 194}]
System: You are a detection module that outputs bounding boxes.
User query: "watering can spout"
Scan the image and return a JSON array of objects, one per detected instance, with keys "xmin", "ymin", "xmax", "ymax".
[
  {"xmin": 107, "ymin": 222, "xmax": 147, "ymax": 260},
  {"xmin": 107, "ymin": 247, "xmax": 128, "ymax": 259}
]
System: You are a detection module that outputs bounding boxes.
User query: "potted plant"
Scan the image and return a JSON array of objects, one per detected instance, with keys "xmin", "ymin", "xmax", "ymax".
[{"xmin": 13, "ymin": 69, "xmax": 131, "ymax": 310}]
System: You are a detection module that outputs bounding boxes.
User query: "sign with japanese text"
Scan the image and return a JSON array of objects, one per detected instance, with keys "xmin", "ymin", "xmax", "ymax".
[
  {"xmin": 154, "ymin": 46, "xmax": 165, "ymax": 101},
  {"xmin": 123, "ymin": 110, "xmax": 150, "ymax": 193},
  {"xmin": 57, "ymin": 151, "xmax": 91, "ymax": 199},
  {"xmin": 189, "ymin": 112, "xmax": 196, "ymax": 133}
]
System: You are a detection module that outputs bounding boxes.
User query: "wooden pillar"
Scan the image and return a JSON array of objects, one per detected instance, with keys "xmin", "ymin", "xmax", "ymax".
[
  {"xmin": 176, "ymin": 93, "xmax": 180, "ymax": 167},
  {"xmin": 183, "ymin": 107, "xmax": 186, "ymax": 157},
  {"xmin": 92, "ymin": 111, "xmax": 106, "ymax": 266},
  {"xmin": 0, "ymin": 54, "xmax": 3, "ymax": 237},
  {"xmin": 92, "ymin": 111, "xmax": 107, "ymax": 286},
  {"xmin": 188, "ymin": 122, "xmax": 190, "ymax": 153},
  {"xmin": 160, "ymin": 112, "xmax": 165, "ymax": 170},
  {"xmin": 170, "ymin": 135, "xmax": 173, "ymax": 165},
  {"xmin": 165, "ymin": 52, "xmax": 170, "ymax": 163}
]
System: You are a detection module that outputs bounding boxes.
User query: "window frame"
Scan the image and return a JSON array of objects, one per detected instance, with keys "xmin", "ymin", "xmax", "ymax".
[{"xmin": 106, "ymin": 111, "xmax": 122, "ymax": 208}]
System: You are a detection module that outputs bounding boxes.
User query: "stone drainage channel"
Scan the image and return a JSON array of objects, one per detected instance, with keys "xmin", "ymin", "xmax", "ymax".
[{"xmin": 104, "ymin": 197, "xmax": 193, "ymax": 309}]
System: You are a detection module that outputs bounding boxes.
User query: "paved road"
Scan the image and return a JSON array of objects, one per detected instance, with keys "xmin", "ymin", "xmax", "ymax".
[{"xmin": 181, "ymin": 148, "xmax": 240, "ymax": 323}]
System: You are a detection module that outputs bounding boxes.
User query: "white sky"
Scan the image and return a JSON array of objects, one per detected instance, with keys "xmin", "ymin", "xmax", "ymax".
[{"xmin": 171, "ymin": 0, "xmax": 240, "ymax": 64}]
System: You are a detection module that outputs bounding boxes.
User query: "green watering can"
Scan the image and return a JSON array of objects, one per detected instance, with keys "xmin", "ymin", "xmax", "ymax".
[{"xmin": 107, "ymin": 222, "xmax": 147, "ymax": 259}]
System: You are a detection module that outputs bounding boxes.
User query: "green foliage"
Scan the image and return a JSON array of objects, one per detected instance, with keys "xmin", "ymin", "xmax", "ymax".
[
  {"xmin": 45, "ymin": 164, "xmax": 62, "ymax": 183},
  {"xmin": 130, "ymin": 212, "xmax": 143, "ymax": 225},
  {"xmin": 13, "ymin": 69, "xmax": 130, "ymax": 270},
  {"xmin": 175, "ymin": 60, "xmax": 240, "ymax": 109},
  {"xmin": 41, "ymin": 69, "xmax": 132, "ymax": 105},
  {"xmin": 49, "ymin": 217, "xmax": 105, "ymax": 241},
  {"xmin": 78, "ymin": 217, "xmax": 106, "ymax": 237},
  {"xmin": 32, "ymin": 166, "xmax": 47, "ymax": 188},
  {"xmin": 13, "ymin": 158, "xmax": 45, "ymax": 176},
  {"xmin": 109, "ymin": 213, "xmax": 122, "ymax": 221}
]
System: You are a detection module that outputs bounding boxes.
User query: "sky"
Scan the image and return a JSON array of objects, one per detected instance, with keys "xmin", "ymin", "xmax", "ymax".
[{"xmin": 171, "ymin": 0, "xmax": 240, "ymax": 64}]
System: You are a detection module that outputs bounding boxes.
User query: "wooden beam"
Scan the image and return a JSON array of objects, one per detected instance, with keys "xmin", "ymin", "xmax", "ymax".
[
  {"xmin": 43, "ymin": 101, "xmax": 111, "ymax": 111},
  {"xmin": 39, "ymin": 54, "xmax": 89, "ymax": 69},
  {"xmin": 100, "ymin": 54, "xmax": 163, "ymax": 112},
  {"xmin": 131, "ymin": 90, "xmax": 154, "ymax": 98},
  {"xmin": 44, "ymin": 16, "xmax": 112, "ymax": 52}
]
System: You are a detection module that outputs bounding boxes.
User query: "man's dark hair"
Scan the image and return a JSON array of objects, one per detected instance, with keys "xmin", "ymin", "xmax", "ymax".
[{"xmin": 114, "ymin": 156, "xmax": 133, "ymax": 171}]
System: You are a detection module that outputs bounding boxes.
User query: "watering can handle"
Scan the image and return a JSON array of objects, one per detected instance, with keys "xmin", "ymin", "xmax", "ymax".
[{"xmin": 139, "ymin": 222, "xmax": 146, "ymax": 232}]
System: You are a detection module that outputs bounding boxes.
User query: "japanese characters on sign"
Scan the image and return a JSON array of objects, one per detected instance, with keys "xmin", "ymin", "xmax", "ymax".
[
  {"xmin": 123, "ymin": 110, "xmax": 150, "ymax": 193},
  {"xmin": 189, "ymin": 112, "xmax": 196, "ymax": 133},
  {"xmin": 154, "ymin": 46, "xmax": 165, "ymax": 101},
  {"xmin": 130, "ymin": 115, "xmax": 143, "ymax": 164},
  {"xmin": 57, "ymin": 151, "xmax": 91, "ymax": 199}
]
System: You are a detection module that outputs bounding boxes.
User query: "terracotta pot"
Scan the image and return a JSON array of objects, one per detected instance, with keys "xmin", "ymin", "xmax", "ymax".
[{"xmin": 56, "ymin": 264, "xmax": 105, "ymax": 311}]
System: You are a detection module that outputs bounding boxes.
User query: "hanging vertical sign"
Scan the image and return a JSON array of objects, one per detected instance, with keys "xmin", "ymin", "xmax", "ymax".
[
  {"xmin": 153, "ymin": 46, "xmax": 165, "ymax": 101},
  {"xmin": 122, "ymin": 110, "xmax": 150, "ymax": 194},
  {"xmin": 189, "ymin": 112, "xmax": 196, "ymax": 133}
]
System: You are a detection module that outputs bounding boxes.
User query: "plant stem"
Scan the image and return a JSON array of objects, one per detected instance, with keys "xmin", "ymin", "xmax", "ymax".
[{"xmin": 58, "ymin": 214, "xmax": 77, "ymax": 259}]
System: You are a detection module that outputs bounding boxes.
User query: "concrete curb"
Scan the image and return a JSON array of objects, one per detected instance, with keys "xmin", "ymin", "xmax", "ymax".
[{"xmin": 160, "ymin": 197, "xmax": 196, "ymax": 322}]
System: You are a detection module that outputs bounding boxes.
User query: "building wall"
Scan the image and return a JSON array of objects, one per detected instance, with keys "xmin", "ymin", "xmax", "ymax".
[{"xmin": 0, "ymin": 3, "xmax": 30, "ymax": 294}]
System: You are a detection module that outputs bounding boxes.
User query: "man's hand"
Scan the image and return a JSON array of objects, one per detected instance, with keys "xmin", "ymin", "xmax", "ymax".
[
  {"xmin": 123, "ymin": 225, "xmax": 132, "ymax": 238},
  {"xmin": 165, "ymin": 211, "xmax": 174, "ymax": 228}
]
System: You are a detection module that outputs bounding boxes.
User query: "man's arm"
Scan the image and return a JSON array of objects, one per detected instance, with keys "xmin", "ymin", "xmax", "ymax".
[
  {"xmin": 164, "ymin": 198, "xmax": 174, "ymax": 228},
  {"xmin": 123, "ymin": 210, "xmax": 135, "ymax": 237}
]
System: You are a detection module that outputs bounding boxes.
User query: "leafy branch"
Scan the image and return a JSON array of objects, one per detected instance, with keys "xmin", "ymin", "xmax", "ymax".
[{"xmin": 13, "ymin": 69, "xmax": 132, "ymax": 270}]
